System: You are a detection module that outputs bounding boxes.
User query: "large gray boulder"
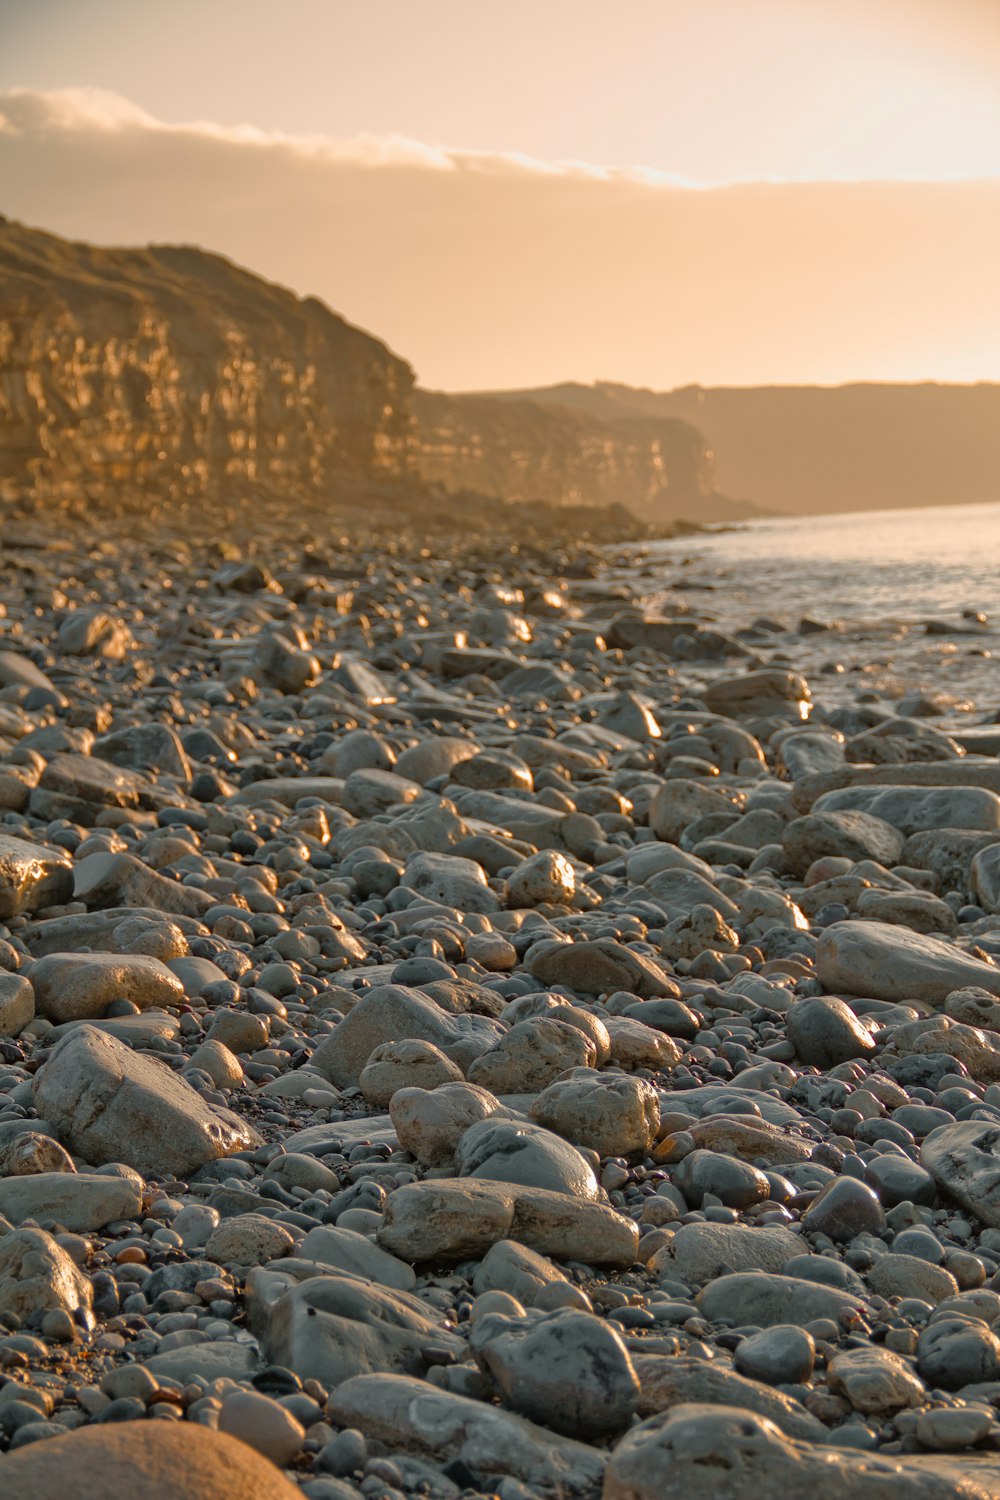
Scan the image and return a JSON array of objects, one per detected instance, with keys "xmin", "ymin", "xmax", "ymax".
[
  {"xmin": 33, "ymin": 1025, "xmax": 261, "ymax": 1177},
  {"xmin": 921, "ymin": 1120, "xmax": 1000, "ymax": 1227},
  {"xmin": 816, "ymin": 921, "xmax": 1000, "ymax": 1004},
  {"xmin": 604, "ymin": 1404, "xmax": 986, "ymax": 1500},
  {"xmin": 329, "ymin": 1373, "xmax": 607, "ymax": 1499},
  {"xmin": 310, "ymin": 985, "xmax": 503, "ymax": 1088}
]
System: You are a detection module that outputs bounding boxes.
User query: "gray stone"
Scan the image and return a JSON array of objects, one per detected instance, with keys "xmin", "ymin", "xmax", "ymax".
[
  {"xmin": 922, "ymin": 1120, "xmax": 1000, "ymax": 1227},
  {"xmin": 455, "ymin": 1118, "xmax": 598, "ymax": 1198},
  {"xmin": 529, "ymin": 1072, "xmax": 660, "ymax": 1158},
  {"xmin": 651, "ymin": 1223, "xmax": 801, "ymax": 1287},
  {"xmin": 733, "ymin": 1325, "xmax": 815, "ymax": 1385},
  {"xmin": 917, "ymin": 1317, "xmax": 1000, "ymax": 1389},
  {"xmin": 633, "ymin": 1355, "xmax": 825, "ymax": 1441},
  {"xmin": 34, "ymin": 1025, "xmax": 261, "ymax": 1177},
  {"xmin": 0, "ymin": 973, "xmax": 34, "ymax": 1037},
  {"xmin": 786, "ymin": 995, "xmax": 877, "ymax": 1067},
  {"xmin": 817, "ymin": 921, "xmax": 1000, "ymax": 1004},
  {"xmin": 826, "ymin": 1345, "xmax": 926, "ymax": 1414},
  {"xmin": 800, "ymin": 1176, "xmax": 886, "ymax": 1241},
  {"xmin": 28, "ymin": 951, "xmax": 185, "ymax": 1022},
  {"xmin": 604, "ymin": 1404, "xmax": 980, "ymax": 1500},
  {"xmin": 255, "ymin": 1273, "xmax": 464, "ymax": 1388},
  {"xmin": 389, "ymin": 1082, "xmax": 509, "ymax": 1167},
  {"xmin": 471, "ymin": 1308, "xmax": 639, "ymax": 1438},
  {"xmin": 467, "ymin": 1018, "xmax": 597, "ymax": 1095},
  {"xmin": 0, "ymin": 1227, "xmax": 93, "ymax": 1323},
  {"xmin": 329, "ymin": 1373, "xmax": 607, "ymax": 1498},
  {"xmin": 0, "ymin": 1172, "xmax": 142, "ymax": 1232},
  {"xmin": 377, "ymin": 1178, "xmax": 639, "ymax": 1266},
  {"xmin": 697, "ymin": 1272, "xmax": 868, "ymax": 1328},
  {"xmin": 310, "ymin": 986, "xmax": 503, "ymax": 1088}
]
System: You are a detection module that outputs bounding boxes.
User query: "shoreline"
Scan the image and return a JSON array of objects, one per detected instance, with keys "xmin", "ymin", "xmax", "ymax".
[{"xmin": 2, "ymin": 499, "xmax": 1000, "ymax": 1494}]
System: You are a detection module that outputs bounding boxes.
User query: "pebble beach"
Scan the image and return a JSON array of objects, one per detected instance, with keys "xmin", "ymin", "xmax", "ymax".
[{"xmin": 2, "ymin": 498, "xmax": 1000, "ymax": 1498}]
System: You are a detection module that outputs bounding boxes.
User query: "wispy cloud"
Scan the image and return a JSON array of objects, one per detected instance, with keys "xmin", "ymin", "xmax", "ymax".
[
  {"xmin": 0, "ymin": 86, "xmax": 702, "ymax": 183},
  {"xmin": 1, "ymin": 88, "xmax": 998, "ymax": 389}
]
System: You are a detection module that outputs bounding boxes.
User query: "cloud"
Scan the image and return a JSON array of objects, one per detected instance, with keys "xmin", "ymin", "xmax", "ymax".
[
  {"xmin": 1, "ymin": 86, "xmax": 998, "ymax": 389},
  {"xmin": 0, "ymin": 86, "xmax": 700, "ymax": 181}
]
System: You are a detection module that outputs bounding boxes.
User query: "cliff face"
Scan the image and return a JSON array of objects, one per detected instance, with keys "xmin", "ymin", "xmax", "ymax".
[
  {"xmin": 412, "ymin": 389, "xmax": 724, "ymax": 522},
  {"xmin": 0, "ymin": 218, "xmax": 415, "ymax": 505},
  {"xmin": 499, "ymin": 380, "xmax": 1000, "ymax": 515}
]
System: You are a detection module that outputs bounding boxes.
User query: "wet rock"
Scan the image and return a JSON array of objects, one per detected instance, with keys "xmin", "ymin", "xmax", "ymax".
[{"xmin": 0, "ymin": 834, "xmax": 73, "ymax": 919}]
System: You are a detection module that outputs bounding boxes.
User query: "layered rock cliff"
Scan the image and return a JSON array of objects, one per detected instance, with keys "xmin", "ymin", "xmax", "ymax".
[
  {"xmin": 412, "ymin": 390, "xmax": 721, "ymax": 521},
  {"xmin": 498, "ymin": 380, "xmax": 1000, "ymax": 515},
  {"xmin": 0, "ymin": 217, "xmax": 415, "ymax": 507},
  {"xmin": 0, "ymin": 218, "xmax": 739, "ymax": 527}
]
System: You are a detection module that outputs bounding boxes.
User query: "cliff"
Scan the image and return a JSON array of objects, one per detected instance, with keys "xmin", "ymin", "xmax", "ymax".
[
  {"xmin": 496, "ymin": 380, "xmax": 1000, "ymax": 515},
  {"xmin": 0, "ymin": 216, "xmax": 415, "ymax": 507},
  {"xmin": 411, "ymin": 389, "xmax": 744, "ymax": 523},
  {"xmin": 0, "ymin": 218, "xmax": 744, "ymax": 528}
]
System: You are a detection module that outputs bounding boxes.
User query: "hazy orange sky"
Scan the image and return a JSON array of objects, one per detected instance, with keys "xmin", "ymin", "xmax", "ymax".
[{"xmin": 1, "ymin": 0, "xmax": 998, "ymax": 389}]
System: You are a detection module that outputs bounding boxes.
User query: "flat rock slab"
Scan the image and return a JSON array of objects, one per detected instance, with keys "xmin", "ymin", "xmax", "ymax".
[
  {"xmin": 330, "ymin": 1373, "xmax": 606, "ymax": 1499},
  {"xmin": 922, "ymin": 1120, "xmax": 1000, "ymax": 1228},
  {"xmin": 38, "ymin": 752, "xmax": 148, "ymax": 808},
  {"xmin": 259, "ymin": 1273, "xmax": 463, "ymax": 1388},
  {"xmin": 603, "ymin": 1403, "xmax": 986, "ymax": 1500},
  {"xmin": 697, "ymin": 1272, "xmax": 870, "ymax": 1328},
  {"xmin": 33, "ymin": 1025, "xmax": 261, "ymax": 1177},
  {"xmin": 632, "ymin": 1355, "xmax": 825, "ymax": 1441},
  {"xmin": 73, "ymin": 852, "xmax": 214, "ymax": 918},
  {"xmin": 817, "ymin": 921, "xmax": 1000, "ymax": 1004},
  {"xmin": 813, "ymin": 784, "xmax": 1000, "ymax": 835},
  {"xmin": 0, "ymin": 1172, "xmax": 142, "ymax": 1232},
  {"xmin": 0, "ymin": 834, "xmax": 73, "ymax": 919},
  {"xmin": 0, "ymin": 1418, "xmax": 300, "ymax": 1500},
  {"xmin": 24, "ymin": 907, "xmax": 201, "ymax": 957},
  {"xmin": 377, "ymin": 1177, "xmax": 639, "ymax": 1266},
  {"xmin": 29, "ymin": 951, "xmax": 186, "ymax": 1022}
]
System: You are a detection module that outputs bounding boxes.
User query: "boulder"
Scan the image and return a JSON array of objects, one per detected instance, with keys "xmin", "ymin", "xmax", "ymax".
[{"xmin": 33, "ymin": 1025, "xmax": 261, "ymax": 1177}]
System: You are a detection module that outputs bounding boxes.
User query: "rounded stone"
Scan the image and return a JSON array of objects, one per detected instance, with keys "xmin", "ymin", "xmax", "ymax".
[{"xmin": 734, "ymin": 1324, "xmax": 816, "ymax": 1385}]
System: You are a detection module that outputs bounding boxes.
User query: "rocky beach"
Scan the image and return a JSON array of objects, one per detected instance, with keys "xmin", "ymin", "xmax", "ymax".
[{"xmin": 0, "ymin": 490, "xmax": 999, "ymax": 1500}]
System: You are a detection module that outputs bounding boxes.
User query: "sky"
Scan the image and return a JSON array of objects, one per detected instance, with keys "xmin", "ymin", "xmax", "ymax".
[{"xmin": 1, "ymin": 0, "xmax": 998, "ymax": 390}]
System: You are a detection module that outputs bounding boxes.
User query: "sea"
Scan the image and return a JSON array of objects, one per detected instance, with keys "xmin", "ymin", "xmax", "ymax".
[{"xmin": 610, "ymin": 501, "xmax": 1000, "ymax": 717}]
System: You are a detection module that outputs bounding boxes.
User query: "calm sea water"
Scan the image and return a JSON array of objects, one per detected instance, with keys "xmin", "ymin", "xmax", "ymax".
[{"xmin": 614, "ymin": 501, "xmax": 1000, "ymax": 712}]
